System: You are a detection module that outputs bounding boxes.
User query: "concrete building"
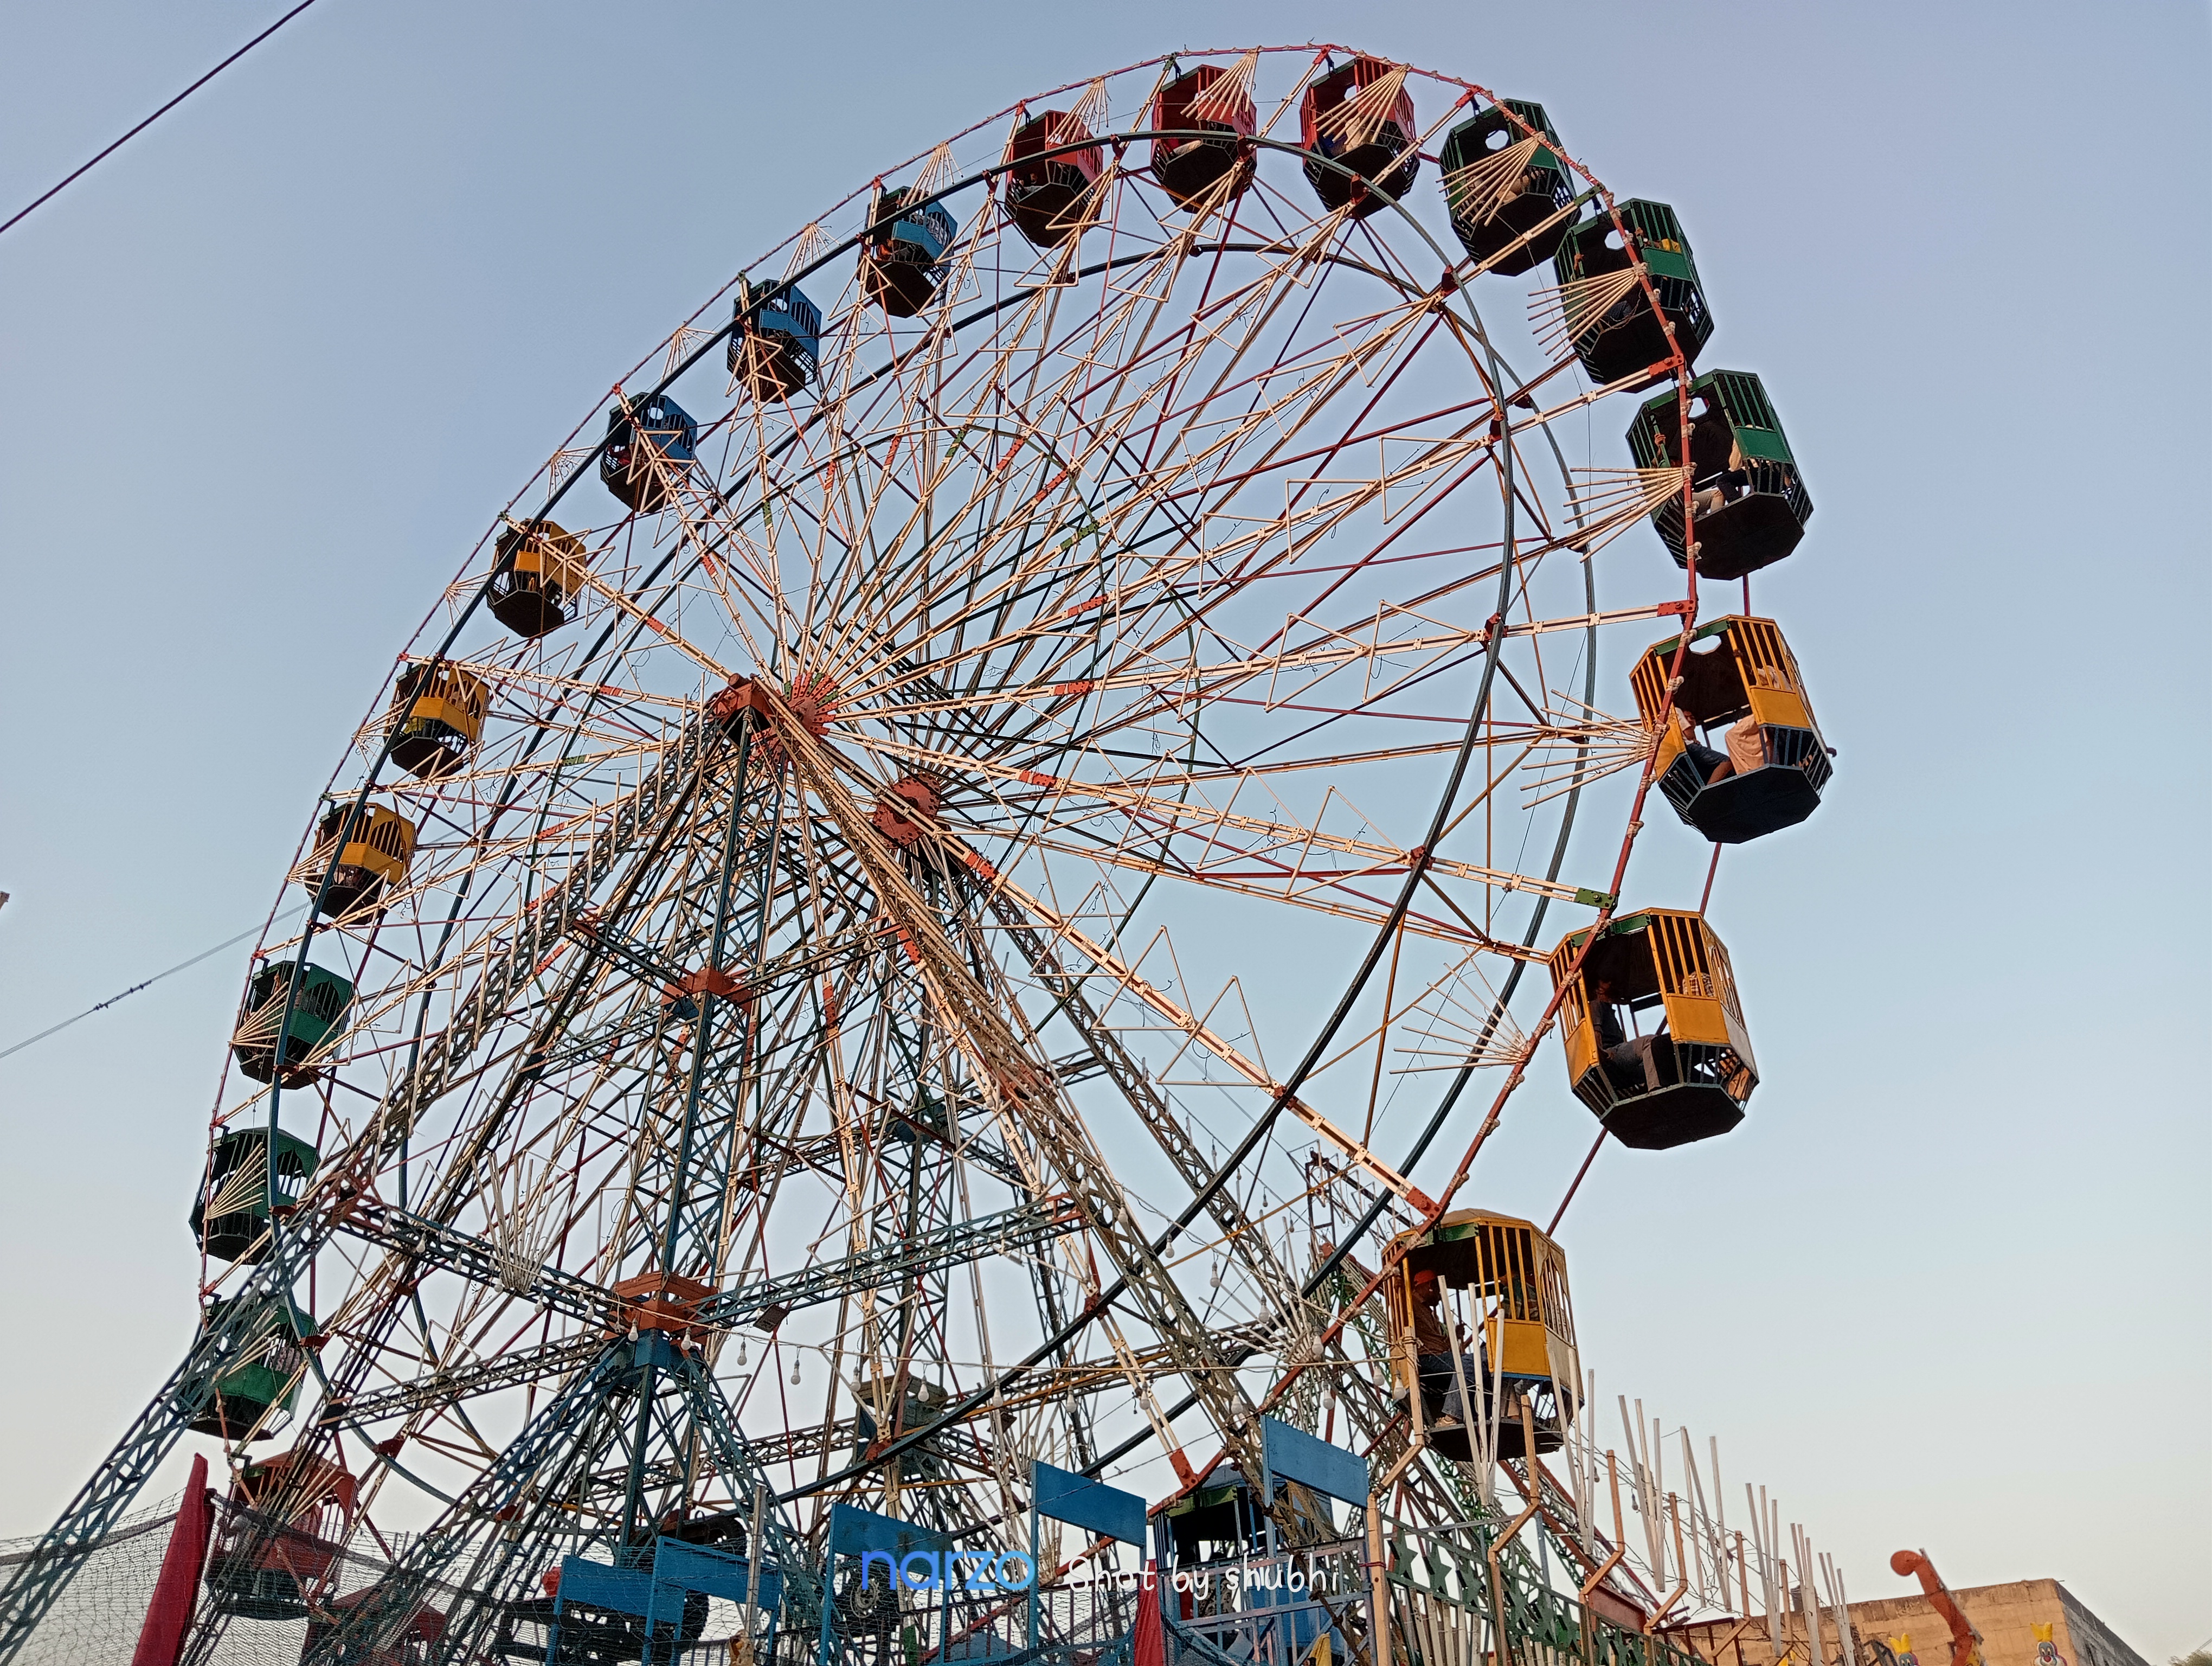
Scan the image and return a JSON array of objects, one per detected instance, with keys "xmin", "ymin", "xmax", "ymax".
[{"xmin": 1671, "ymin": 1578, "xmax": 2150, "ymax": 1666}]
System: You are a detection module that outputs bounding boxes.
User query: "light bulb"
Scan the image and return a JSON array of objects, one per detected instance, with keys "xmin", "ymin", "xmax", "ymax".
[
  {"xmin": 736, "ymin": 1341, "xmax": 748, "ymax": 1367},
  {"xmin": 790, "ymin": 1355, "xmax": 803, "ymax": 1386}
]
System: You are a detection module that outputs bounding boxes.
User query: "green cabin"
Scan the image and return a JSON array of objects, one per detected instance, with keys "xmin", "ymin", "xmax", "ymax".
[
  {"xmin": 1626, "ymin": 369, "xmax": 1812, "ymax": 580},
  {"xmin": 230, "ymin": 959, "xmax": 352, "ymax": 1086},
  {"xmin": 1552, "ymin": 200, "xmax": 1712, "ymax": 387},
  {"xmin": 191, "ymin": 1125, "xmax": 319, "ymax": 1264},
  {"xmin": 188, "ymin": 1291, "xmax": 314, "ymax": 1441},
  {"xmin": 1439, "ymin": 99, "xmax": 1574, "ymax": 275}
]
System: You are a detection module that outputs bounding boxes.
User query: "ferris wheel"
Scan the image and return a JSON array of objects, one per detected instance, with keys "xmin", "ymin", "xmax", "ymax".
[{"xmin": 0, "ymin": 45, "xmax": 1831, "ymax": 1666}]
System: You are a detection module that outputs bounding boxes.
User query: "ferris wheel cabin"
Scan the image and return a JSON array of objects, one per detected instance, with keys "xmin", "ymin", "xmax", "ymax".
[
  {"xmin": 1439, "ymin": 100, "xmax": 1575, "ymax": 275},
  {"xmin": 204, "ymin": 1450, "xmax": 356, "ymax": 1620},
  {"xmin": 190, "ymin": 1125, "xmax": 320, "ymax": 1263},
  {"xmin": 301, "ymin": 803, "xmax": 416, "ymax": 918},
  {"xmin": 1165, "ymin": 1478, "xmax": 1276, "ymax": 1566},
  {"xmin": 1004, "ymin": 108, "xmax": 1105, "ymax": 247},
  {"xmin": 229, "ymin": 959, "xmax": 352, "ymax": 1087},
  {"xmin": 729, "ymin": 278, "xmax": 822, "ymax": 402},
  {"xmin": 1151, "ymin": 63, "xmax": 1256, "ymax": 207},
  {"xmin": 1633, "ymin": 616, "xmax": 1832, "ymax": 844},
  {"xmin": 488, "ymin": 517, "xmax": 590, "ymax": 639},
  {"xmin": 601, "ymin": 392, "xmax": 697, "ymax": 514},
  {"xmin": 1553, "ymin": 201, "xmax": 1712, "ymax": 388},
  {"xmin": 861, "ymin": 185, "xmax": 958, "ymax": 317},
  {"xmin": 1627, "ymin": 370, "xmax": 1813, "ymax": 580},
  {"xmin": 187, "ymin": 1292, "xmax": 316, "ymax": 1443},
  {"xmin": 1301, "ymin": 58, "xmax": 1419, "ymax": 217},
  {"xmin": 1383, "ymin": 1209, "xmax": 1580, "ymax": 1463},
  {"xmin": 385, "ymin": 660, "xmax": 488, "ymax": 780},
  {"xmin": 1549, "ymin": 909, "xmax": 1756, "ymax": 1150},
  {"xmin": 301, "ymin": 1587, "xmax": 446, "ymax": 1662}
]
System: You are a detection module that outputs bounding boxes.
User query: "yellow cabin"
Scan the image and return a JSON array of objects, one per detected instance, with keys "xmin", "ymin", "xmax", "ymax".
[
  {"xmin": 1631, "ymin": 615, "xmax": 1832, "ymax": 845},
  {"xmin": 1382, "ymin": 1208, "xmax": 1580, "ymax": 1462},
  {"xmin": 303, "ymin": 803, "xmax": 416, "ymax": 918},
  {"xmin": 488, "ymin": 519, "xmax": 590, "ymax": 639},
  {"xmin": 387, "ymin": 662, "xmax": 488, "ymax": 780},
  {"xmin": 1549, "ymin": 908, "xmax": 1755, "ymax": 1150}
]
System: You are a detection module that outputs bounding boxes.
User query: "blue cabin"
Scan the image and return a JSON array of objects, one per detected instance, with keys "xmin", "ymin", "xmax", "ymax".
[
  {"xmin": 861, "ymin": 185, "xmax": 957, "ymax": 318},
  {"xmin": 729, "ymin": 279, "xmax": 821, "ymax": 402},
  {"xmin": 602, "ymin": 392, "xmax": 697, "ymax": 514}
]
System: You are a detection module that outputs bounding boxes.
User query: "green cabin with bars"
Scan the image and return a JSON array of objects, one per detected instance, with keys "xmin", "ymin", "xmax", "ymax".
[
  {"xmin": 1439, "ymin": 99, "xmax": 1574, "ymax": 275},
  {"xmin": 1627, "ymin": 369, "xmax": 1812, "ymax": 580},
  {"xmin": 188, "ymin": 1291, "xmax": 316, "ymax": 1441},
  {"xmin": 191, "ymin": 1125, "xmax": 320, "ymax": 1264},
  {"xmin": 1552, "ymin": 200, "xmax": 1712, "ymax": 387},
  {"xmin": 231, "ymin": 959, "xmax": 353, "ymax": 1087}
]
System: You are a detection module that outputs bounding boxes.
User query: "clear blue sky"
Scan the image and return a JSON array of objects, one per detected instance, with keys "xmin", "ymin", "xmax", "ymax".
[{"xmin": 1, "ymin": 1, "xmax": 2205, "ymax": 1656}]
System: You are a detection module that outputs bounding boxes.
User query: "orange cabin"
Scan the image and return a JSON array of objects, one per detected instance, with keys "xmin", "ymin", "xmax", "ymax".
[
  {"xmin": 490, "ymin": 518, "xmax": 590, "ymax": 638},
  {"xmin": 1631, "ymin": 615, "xmax": 1831, "ymax": 845},
  {"xmin": 301, "ymin": 1585, "xmax": 447, "ymax": 1665},
  {"xmin": 1549, "ymin": 908, "xmax": 1756, "ymax": 1150},
  {"xmin": 302, "ymin": 803, "xmax": 416, "ymax": 919},
  {"xmin": 1382, "ymin": 1209, "xmax": 1580, "ymax": 1462},
  {"xmin": 1300, "ymin": 58, "xmax": 1418, "ymax": 218},
  {"xmin": 386, "ymin": 661, "xmax": 488, "ymax": 780},
  {"xmin": 205, "ymin": 1450, "xmax": 357, "ymax": 1620}
]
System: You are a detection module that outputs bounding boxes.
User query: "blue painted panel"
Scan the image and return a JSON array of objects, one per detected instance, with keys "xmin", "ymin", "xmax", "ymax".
[
  {"xmin": 758, "ymin": 287, "xmax": 822, "ymax": 354},
  {"xmin": 891, "ymin": 203, "xmax": 956, "ymax": 261},
  {"xmin": 827, "ymin": 1501, "xmax": 948, "ymax": 1559},
  {"xmin": 1261, "ymin": 1417, "xmax": 1369, "ymax": 1507},
  {"xmin": 1032, "ymin": 1460, "xmax": 1146, "ymax": 1545},
  {"xmin": 653, "ymin": 1539, "xmax": 783, "ymax": 1608},
  {"xmin": 556, "ymin": 1556, "xmax": 654, "ymax": 1618}
]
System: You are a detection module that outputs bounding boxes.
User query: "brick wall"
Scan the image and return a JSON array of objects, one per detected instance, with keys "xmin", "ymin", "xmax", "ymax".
[{"xmin": 1670, "ymin": 1578, "xmax": 2149, "ymax": 1666}]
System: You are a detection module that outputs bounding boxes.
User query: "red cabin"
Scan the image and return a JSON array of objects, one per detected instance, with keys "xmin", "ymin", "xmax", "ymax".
[
  {"xmin": 1152, "ymin": 64, "xmax": 1255, "ymax": 208},
  {"xmin": 1300, "ymin": 58, "xmax": 1419, "ymax": 218},
  {"xmin": 301, "ymin": 1585, "xmax": 446, "ymax": 1665},
  {"xmin": 1004, "ymin": 108, "xmax": 1104, "ymax": 248},
  {"xmin": 205, "ymin": 1451, "xmax": 358, "ymax": 1620}
]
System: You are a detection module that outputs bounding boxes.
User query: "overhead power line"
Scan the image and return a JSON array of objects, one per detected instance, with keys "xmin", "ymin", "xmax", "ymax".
[
  {"xmin": 0, "ymin": 0, "xmax": 326, "ymax": 242},
  {"xmin": 0, "ymin": 907, "xmax": 304, "ymax": 1063}
]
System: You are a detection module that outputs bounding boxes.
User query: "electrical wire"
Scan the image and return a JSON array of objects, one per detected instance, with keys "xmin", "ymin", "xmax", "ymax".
[
  {"xmin": 0, "ymin": 0, "xmax": 325, "ymax": 242},
  {"xmin": 0, "ymin": 907, "xmax": 304, "ymax": 1063}
]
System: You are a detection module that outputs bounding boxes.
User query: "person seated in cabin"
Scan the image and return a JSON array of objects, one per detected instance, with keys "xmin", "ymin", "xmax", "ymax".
[
  {"xmin": 1410, "ymin": 1270, "xmax": 1480, "ymax": 1431},
  {"xmin": 1720, "ymin": 667, "xmax": 1787, "ymax": 777},
  {"xmin": 1688, "ymin": 402, "xmax": 1749, "ymax": 520},
  {"xmin": 1589, "ymin": 976, "xmax": 1667, "ymax": 1096},
  {"xmin": 1724, "ymin": 712, "xmax": 1767, "ymax": 777},
  {"xmin": 1670, "ymin": 706, "xmax": 1734, "ymax": 786}
]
